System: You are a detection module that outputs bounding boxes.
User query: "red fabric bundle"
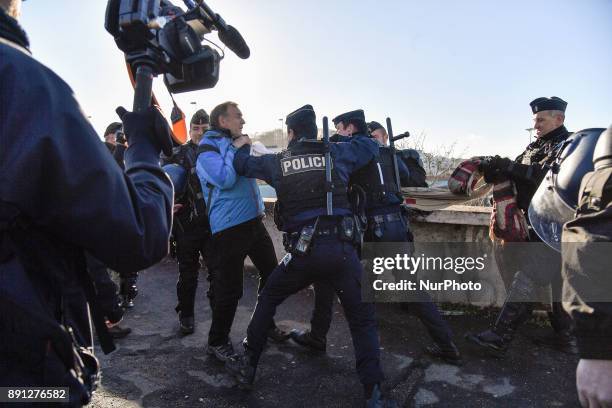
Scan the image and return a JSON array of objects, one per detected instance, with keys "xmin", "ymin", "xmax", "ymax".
[
  {"xmin": 489, "ymin": 180, "xmax": 529, "ymax": 242},
  {"xmin": 448, "ymin": 158, "xmax": 483, "ymax": 196}
]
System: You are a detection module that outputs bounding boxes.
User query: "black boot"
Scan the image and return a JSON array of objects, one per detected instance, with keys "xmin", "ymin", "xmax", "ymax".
[
  {"xmin": 530, "ymin": 302, "xmax": 578, "ymax": 354},
  {"xmin": 530, "ymin": 330, "xmax": 578, "ymax": 354},
  {"xmin": 465, "ymin": 301, "xmax": 533, "ymax": 358},
  {"xmin": 120, "ymin": 274, "xmax": 138, "ymax": 308},
  {"xmin": 289, "ymin": 329, "xmax": 326, "ymax": 352},
  {"xmin": 365, "ymin": 384, "xmax": 398, "ymax": 408},
  {"xmin": 267, "ymin": 326, "xmax": 290, "ymax": 343},
  {"xmin": 178, "ymin": 312, "xmax": 195, "ymax": 335},
  {"xmin": 424, "ymin": 341, "xmax": 463, "ymax": 365},
  {"xmin": 464, "ymin": 329, "xmax": 508, "ymax": 357},
  {"xmin": 225, "ymin": 344, "xmax": 258, "ymax": 389},
  {"xmin": 107, "ymin": 324, "xmax": 132, "ymax": 339},
  {"xmin": 466, "ymin": 271, "xmax": 536, "ymax": 357}
]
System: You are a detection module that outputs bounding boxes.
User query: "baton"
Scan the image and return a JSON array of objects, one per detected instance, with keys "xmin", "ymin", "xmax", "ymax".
[
  {"xmin": 386, "ymin": 117, "xmax": 404, "ymax": 192},
  {"xmin": 323, "ymin": 116, "xmax": 333, "ymax": 215}
]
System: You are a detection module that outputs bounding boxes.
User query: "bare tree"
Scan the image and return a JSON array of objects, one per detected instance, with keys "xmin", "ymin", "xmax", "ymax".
[{"xmin": 395, "ymin": 131, "xmax": 467, "ymax": 186}]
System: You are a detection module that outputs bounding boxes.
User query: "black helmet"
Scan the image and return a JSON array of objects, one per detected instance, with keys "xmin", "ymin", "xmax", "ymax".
[
  {"xmin": 528, "ymin": 128, "xmax": 606, "ymax": 251},
  {"xmin": 593, "ymin": 124, "xmax": 612, "ymax": 170}
]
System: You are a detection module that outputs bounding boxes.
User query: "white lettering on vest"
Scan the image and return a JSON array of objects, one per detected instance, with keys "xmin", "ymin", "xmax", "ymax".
[{"xmin": 281, "ymin": 154, "xmax": 327, "ymax": 176}]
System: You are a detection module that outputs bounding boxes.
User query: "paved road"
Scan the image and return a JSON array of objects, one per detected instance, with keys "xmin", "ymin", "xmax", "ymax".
[{"xmin": 91, "ymin": 258, "xmax": 579, "ymax": 407}]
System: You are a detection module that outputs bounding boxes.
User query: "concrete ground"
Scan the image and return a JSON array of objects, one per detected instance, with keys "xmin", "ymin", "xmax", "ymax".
[{"xmin": 91, "ymin": 258, "xmax": 579, "ymax": 408}]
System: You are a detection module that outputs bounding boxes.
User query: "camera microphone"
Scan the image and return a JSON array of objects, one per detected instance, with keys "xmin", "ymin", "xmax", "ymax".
[
  {"xmin": 218, "ymin": 25, "xmax": 250, "ymax": 59},
  {"xmin": 185, "ymin": 0, "xmax": 251, "ymax": 59}
]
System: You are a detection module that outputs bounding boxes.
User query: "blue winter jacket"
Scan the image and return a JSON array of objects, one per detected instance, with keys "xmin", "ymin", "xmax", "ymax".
[{"xmin": 196, "ymin": 129, "xmax": 264, "ymax": 234}]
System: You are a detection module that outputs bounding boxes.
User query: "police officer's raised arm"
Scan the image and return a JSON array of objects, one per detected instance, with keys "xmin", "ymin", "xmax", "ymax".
[
  {"xmin": 233, "ymin": 145, "xmax": 277, "ymax": 186},
  {"xmin": 330, "ymin": 134, "xmax": 380, "ymax": 174}
]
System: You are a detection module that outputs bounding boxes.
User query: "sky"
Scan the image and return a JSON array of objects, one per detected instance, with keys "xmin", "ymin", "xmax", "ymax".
[{"xmin": 19, "ymin": 0, "xmax": 612, "ymax": 157}]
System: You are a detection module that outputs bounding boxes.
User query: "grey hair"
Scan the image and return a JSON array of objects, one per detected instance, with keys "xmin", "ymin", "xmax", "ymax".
[{"xmin": 549, "ymin": 110, "xmax": 565, "ymax": 118}]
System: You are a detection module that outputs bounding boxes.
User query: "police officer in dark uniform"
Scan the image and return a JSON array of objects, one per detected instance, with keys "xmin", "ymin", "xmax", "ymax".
[
  {"xmin": 560, "ymin": 126, "xmax": 612, "ymax": 406},
  {"xmin": 224, "ymin": 105, "xmax": 397, "ymax": 407},
  {"xmin": 161, "ymin": 109, "xmax": 211, "ymax": 334},
  {"xmin": 103, "ymin": 122, "xmax": 122, "ymax": 154},
  {"xmin": 0, "ymin": 2, "xmax": 173, "ymax": 406},
  {"xmin": 465, "ymin": 96, "xmax": 576, "ymax": 356},
  {"xmin": 291, "ymin": 110, "xmax": 461, "ymax": 364},
  {"xmin": 102, "ymin": 122, "xmax": 140, "ymax": 309},
  {"xmin": 368, "ymin": 121, "xmax": 428, "ymax": 188}
]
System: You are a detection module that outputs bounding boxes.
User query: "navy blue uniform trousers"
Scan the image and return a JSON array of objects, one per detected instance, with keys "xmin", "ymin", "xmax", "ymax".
[
  {"xmin": 310, "ymin": 212, "xmax": 454, "ymax": 347},
  {"xmin": 246, "ymin": 235, "xmax": 384, "ymax": 386}
]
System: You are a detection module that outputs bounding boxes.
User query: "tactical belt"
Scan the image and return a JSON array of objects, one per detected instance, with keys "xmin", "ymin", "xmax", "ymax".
[
  {"xmin": 369, "ymin": 212, "xmax": 402, "ymax": 224},
  {"xmin": 282, "ymin": 216, "xmax": 361, "ymax": 255},
  {"xmin": 283, "ymin": 226, "xmax": 340, "ymax": 242}
]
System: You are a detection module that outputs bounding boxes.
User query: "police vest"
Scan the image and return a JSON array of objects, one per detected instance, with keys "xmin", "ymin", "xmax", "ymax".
[
  {"xmin": 518, "ymin": 127, "xmax": 570, "ymax": 166},
  {"xmin": 350, "ymin": 146, "xmax": 400, "ymax": 207},
  {"xmin": 514, "ymin": 127, "xmax": 570, "ymax": 210},
  {"xmin": 276, "ymin": 141, "xmax": 350, "ymax": 217},
  {"xmin": 165, "ymin": 142, "xmax": 207, "ymax": 219}
]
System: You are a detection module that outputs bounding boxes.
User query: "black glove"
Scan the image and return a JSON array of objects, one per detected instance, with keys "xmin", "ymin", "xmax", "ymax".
[
  {"xmin": 480, "ymin": 155, "xmax": 513, "ymax": 183},
  {"xmin": 116, "ymin": 106, "xmax": 173, "ymax": 157}
]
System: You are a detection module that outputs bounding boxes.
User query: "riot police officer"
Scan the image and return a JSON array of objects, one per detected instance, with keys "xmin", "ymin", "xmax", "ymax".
[
  {"xmin": 465, "ymin": 96, "xmax": 576, "ymax": 356},
  {"xmin": 0, "ymin": 2, "xmax": 173, "ymax": 405},
  {"xmin": 368, "ymin": 121, "xmax": 428, "ymax": 188},
  {"xmin": 162, "ymin": 109, "xmax": 211, "ymax": 334},
  {"xmin": 526, "ymin": 125, "xmax": 610, "ymax": 405},
  {"xmin": 224, "ymin": 105, "xmax": 397, "ymax": 407},
  {"xmin": 560, "ymin": 126, "xmax": 611, "ymax": 406},
  {"xmin": 291, "ymin": 110, "xmax": 461, "ymax": 365}
]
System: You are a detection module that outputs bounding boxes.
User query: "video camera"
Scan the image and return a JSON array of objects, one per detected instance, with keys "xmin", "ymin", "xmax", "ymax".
[{"xmin": 105, "ymin": 0, "xmax": 250, "ymax": 109}]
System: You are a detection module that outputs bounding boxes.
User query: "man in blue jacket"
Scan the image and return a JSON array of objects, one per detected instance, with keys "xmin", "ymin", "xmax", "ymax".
[
  {"xmin": 0, "ymin": 2, "xmax": 173, "ymax": 405},
  {"xmin": 225, "ymin": 105, "xmax": 397, "ymax": 407},
  {"xmin": 196, "ymin": 101, "xmax": 288, "ymax": 363}
]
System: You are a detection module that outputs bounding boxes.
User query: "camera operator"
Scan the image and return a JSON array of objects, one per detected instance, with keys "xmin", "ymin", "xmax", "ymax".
[{"xmin": 0, "ymin": 1, "xmax": 173, "ymax": 406}]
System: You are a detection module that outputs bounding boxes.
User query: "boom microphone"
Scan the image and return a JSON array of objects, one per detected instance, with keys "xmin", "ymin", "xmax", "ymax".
[{"xmin": 218, "ymin": 25, "xmax": 250, "ymax": 59}]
